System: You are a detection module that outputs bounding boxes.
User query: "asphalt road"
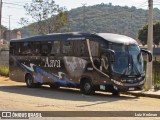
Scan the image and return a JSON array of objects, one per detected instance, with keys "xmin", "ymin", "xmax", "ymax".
[{"xmin": 0, "ymin": 77, "xmax": 159, "ymax": 120}]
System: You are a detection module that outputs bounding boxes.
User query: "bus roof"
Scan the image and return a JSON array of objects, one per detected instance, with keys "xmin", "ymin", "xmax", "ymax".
[
  {"xmin": 97, "ymin": 33, "xmax": 138, "ymax": 45},
  {"xmin": 10, "ymin": 32, "xmax": 138, "ymax": 45}
]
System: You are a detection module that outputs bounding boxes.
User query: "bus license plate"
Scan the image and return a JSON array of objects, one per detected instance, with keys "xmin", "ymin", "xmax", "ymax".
[{"xmin": 129, "ymin": 87, "xmax": 135, "ymax": 90}]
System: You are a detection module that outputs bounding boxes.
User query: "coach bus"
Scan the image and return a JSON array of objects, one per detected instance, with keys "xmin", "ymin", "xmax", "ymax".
[{"xmin": 9, "ymin": 32, "xmax": 152, "ymax": 95}]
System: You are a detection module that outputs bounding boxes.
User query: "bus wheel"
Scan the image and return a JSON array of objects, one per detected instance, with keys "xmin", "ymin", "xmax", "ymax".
[
  {"xmin": 50, "ymin": 83, "xmax": 60, "ymax": 89},
  {"xmin": 25, "ymin": 74, "xmax": 35, "ymax": 88},
  {"xmin": 80, "ymin": 80, "xmax": 95, "ymax": 95},
  {"xmin": 35, "ymin": 83, "xmax": 42, "ymax": 88},
  {"xmin": 112, "ymin": 90, "xmax": 120, "ymax": 96}
]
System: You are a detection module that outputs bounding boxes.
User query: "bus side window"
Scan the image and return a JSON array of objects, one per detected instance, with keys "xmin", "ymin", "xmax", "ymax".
[
  {"xmin": 14, "ymin": 43, "xmax": 20, "ymax": 56},
  {"xmin": 90, "ymin": 40, "xmax": 99, "ymax": 57},
  {"xmin": 72, "ymin": 40, "xmax": 89, "ymax": 57},
  {"xmin": 16, "ymin": 42, "xmax": 24, "ymax": 56},
  {"xmin": 41, "ymin": 42, "xmax": 52, "ymax": 56},
  {"xmin": 81, "ymin": 40, "xmax": 89, "ymax": 57},
  {"xmin": 26, "ymin": 42, "xmax": 31, "ymax": 54},
  {"xmin": 73, "ymin": 41, "xmax": 81, "ymax": 56},
  {"xmin": 21, "ymin": 42, "xmax": 32, "ymax": 55},
  {"xmin": 32, "ymin": 42, "xmax": 40, "ymax": 56},
  {"xmin": 62, "ymin": 40, "xmax": 73, "ymax": 56},
  {"xmin": 10, "ymin": 43, "xmax": 15, "ymax": 55},
  {"xmin": 50, "ymin": 41, "xmax": 60, "ymax": 56}
]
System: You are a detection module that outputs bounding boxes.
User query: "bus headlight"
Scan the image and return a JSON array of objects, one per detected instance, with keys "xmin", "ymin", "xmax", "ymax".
[
  {"xmin": 111, "ymin": 79, "xmax": 123, "ymax": 86},
  {"xmin": 139, "ymin": 80, "xmax": 144, "ymax": 85},
  {"xmin": 121, "ymin": 79, "xmax": 127, "ymax": 82},
  {"xmin": 121, "ymin": 79, "xmax": 138, "ymax": 83}
]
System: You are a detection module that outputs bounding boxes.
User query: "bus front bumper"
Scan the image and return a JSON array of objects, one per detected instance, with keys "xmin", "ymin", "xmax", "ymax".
[{"xmin": 110, "ymin": 79, "xmax": 145, "ymax": 92}]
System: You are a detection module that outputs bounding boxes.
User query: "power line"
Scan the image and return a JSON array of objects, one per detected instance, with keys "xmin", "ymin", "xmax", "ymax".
[
  {"xmin": 70, "ymin": 9, "xmax": 148, "ymax": 21},
  {"xmin": 2, "ymin": 20, "xmax": 19, "ymax": 23},
  {"xmin": 13, "ymin": 1, "xmax": 32, "ymax": 4},
  {"xmin": 154, "ymin": 0, "xmax": 160, "ymax": 3},
  {"xmin": 153, "ymin": 3, "xmax": 160, "ymax": 6},
  {"xmin": 2, "ymin": 17, "xmax": 20, "ymax": 21},
  {"xmin": 2, "ymin": 20, "xmax": 8, "ymax": 23},
  {"xmin": 3, "ymin": 5, "xmax": 24, "ymax": 10},
  {"xmin": 6, "ymin": 0, "xmax": 31, "ymax": 2},
  {"xmin": 136, "ymin": 0, "xmax": 148, "ymax": 8},
  {"xmin": 3, "ymin": 2, "xmax": 24, "ymax": 7}
]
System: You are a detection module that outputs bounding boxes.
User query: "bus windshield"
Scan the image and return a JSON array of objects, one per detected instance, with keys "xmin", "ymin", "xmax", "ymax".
[{"xmin": 111, "ymin": 44, "xmax": 144, "ymax": 76}]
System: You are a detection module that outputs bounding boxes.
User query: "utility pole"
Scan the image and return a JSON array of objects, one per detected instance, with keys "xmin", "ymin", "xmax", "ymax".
[
  {"xmin": 146, "ymin": 0, "xmax": 153, "ymax": 90},
  {"xmin": 9, "ymin": 15, "xmax": 11, "ymax": 41},
  {"xmin": 0, "ymin": 0, "xmax": 2, "ymax": 40}
]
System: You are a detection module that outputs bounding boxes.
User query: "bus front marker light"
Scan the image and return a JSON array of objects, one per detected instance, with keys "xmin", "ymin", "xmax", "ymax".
[
  {"xmin": 137, "ymin": 76, "xmax": 143, "ymax": 81},
  {"xmin": 139, "ymin": 80, "xmax": 144, "ymax": 85},
  {"xmin": 111, "ymin": 79, "xmax": 123, "ymax": 86},
  {"xmin": 127, "ymin": 79, "xmax": 133, "ymax": 83},
  {"xmin": 121, "ymin": 79, "xmax": 127, "ymax": 82},
  {"xmin": 114, "ymin": 86, "xmax": 118, "ymax": 90}
]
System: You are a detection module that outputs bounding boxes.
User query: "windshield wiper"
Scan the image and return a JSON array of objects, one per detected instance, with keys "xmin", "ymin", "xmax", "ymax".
[
  {"xmin": 123, "ymin": 54, "xmax": 132, "ymax": 75},
  {"xmin": 130, "ymin": 55, "xmax": 140, "ymax": 75},
  {"xmin": 123, "ymin": 55, "xmax": 140, "ymax": 76}
]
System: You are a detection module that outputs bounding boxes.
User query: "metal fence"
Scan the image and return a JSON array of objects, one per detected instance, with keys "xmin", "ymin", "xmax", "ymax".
[
  {"xmin": 0, "ymin": 49, "xmax": 9, "ymax": 67},
  {"xmin": 153, "ymin": 57, "xmax": 160, "ymax": 90}
]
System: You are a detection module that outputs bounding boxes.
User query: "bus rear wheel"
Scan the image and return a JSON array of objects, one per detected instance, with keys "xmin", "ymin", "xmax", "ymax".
[
  {"xmin": 50, "ymin": 83, "xmax": 60, "ymax": 89},
  {"xmin": 25, "ymin": 74, "xmax": 35, "ymax": 88},
  {"xmin": 80, "ymin": 80, "xmax": 95, "ymax": 95},
  {"xmin": 112, "ymin": 90, "xmax": 120, "ymax": 96}
]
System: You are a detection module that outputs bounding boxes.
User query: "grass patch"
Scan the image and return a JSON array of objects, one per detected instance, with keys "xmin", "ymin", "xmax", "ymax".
[
  {"xmin": 1, "ymin": 44, "xmax": 9, "ymax": 49},
  {"xmin": 144, "ymin": 60, "xmax": 160, "ymax": 86},
  {"xmin": 0, "ymin": 66, "xmax": 9, "ymax": 77}
]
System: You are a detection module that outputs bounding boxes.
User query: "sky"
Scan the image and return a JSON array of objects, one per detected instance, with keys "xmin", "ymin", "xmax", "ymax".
[{"xmin": 2, "ymin": 0, "xmax": 160, "ymax": 30}]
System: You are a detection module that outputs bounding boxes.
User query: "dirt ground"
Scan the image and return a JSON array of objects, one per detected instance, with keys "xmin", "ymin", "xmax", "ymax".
[{"xmin": 0, "ymin": 77, "xmax": 159, "ymax": 120}]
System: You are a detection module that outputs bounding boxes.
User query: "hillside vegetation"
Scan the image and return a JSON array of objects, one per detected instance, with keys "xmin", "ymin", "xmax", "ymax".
[{"xmin": 21, "ymin": 3, "xmax": 160, "ymax": 41}]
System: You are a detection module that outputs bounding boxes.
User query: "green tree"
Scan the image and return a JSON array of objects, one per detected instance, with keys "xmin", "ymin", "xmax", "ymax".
[
  {"xmin": 153, "ymin": 21, "xmax": 160, "ymax": 46},
  {"xmin": 20, "ymin": 0, "xmax": 68, "ymax": 35},
  {"xmin": 1, "ymin": 26, "xmax": 7, "ymax": 40},
  {"xmin": 138, "ymin": 21, "xmax": 160, "ymax": 46},
  {"xmin": 138, "ymin": 24, "xmax": 148, "ymax": 46}
]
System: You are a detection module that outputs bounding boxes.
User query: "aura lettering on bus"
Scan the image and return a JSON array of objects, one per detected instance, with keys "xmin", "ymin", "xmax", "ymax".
[{"xmin": 44, "ymin": 57, "xmax": 61, "ymax": 68}]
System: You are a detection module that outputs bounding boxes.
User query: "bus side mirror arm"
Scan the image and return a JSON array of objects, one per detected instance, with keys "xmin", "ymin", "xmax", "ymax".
[{"xmin": 141, "ymin": 49, "xmax": 152, "ymax": 62}]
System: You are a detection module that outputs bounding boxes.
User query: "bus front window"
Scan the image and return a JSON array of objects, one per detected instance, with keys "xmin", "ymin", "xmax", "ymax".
[
  {"xmin": 110, "ymin": 44, "xmax": 128, "ymax": 75},
  {"xmin": 128, "ymin": 45, "xmax": 144, "ymax": 75},
  {"xmin": 110, "ymin": 44, "xmax": 144, "ymax": 76}
]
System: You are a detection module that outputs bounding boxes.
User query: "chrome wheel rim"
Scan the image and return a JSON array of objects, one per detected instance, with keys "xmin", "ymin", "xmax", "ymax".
[{"xmin": 84, "ymin": 83, "xmax": 91, "ymax": 91}]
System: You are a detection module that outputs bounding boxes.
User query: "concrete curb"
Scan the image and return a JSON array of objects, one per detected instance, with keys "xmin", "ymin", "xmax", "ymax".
[{"xmin": 122, "ymin": 91, "xmax": 160, "ymax": 98}]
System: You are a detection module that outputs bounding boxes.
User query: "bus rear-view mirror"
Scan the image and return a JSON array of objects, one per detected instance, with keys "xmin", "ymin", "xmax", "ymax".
[{"xmin": 141, "ymin": 49, "xmax": 152, "ymax": 62}]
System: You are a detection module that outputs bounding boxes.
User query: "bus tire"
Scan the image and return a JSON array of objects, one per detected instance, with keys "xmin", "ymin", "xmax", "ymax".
[
  {"xmin": 112, "ymin": 90, "xmax": 120, "ymax": 96},
  {"xmin": 35, "ymin": 83, "xmax": 42, "ymax": 88},
  {"xmin": 80, "ymin": 79, "xmax": 95, "ymax": 95},
  {"xmin": 50, "ymin": 83, "xmax": 60, "ymax": 89},
  {"xmin": 25, "ymin": 74, "xmax": 35, "ymax": 88}
]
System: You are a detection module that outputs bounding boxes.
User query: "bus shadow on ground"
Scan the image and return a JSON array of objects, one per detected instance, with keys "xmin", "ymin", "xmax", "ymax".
[{"xmin": 0, "ymin": 85, "xmax": 139, "ymax": 102}]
